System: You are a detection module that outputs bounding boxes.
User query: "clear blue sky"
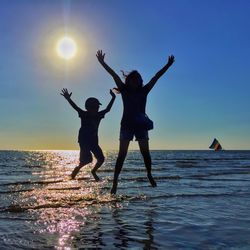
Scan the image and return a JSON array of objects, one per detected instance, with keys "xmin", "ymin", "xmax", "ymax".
[{"xmin": 0, "ymin": 0, "xmax": 250, "ymax": 150}]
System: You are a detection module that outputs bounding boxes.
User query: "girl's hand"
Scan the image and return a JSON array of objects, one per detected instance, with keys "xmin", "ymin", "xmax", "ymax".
[
  {"xmin": 167, "ymin": 55, "xmax": 175, "ymax": 66},
  {"xmin": 110, "ymin": 89, "xmax": 116, "ymax": 98},
  {"xmin": 96, "ymin": 50, "xmax": 105, "ymax": 63},
  {"xmin": 60, "ymin": 88, "xmax": 72, "ymax": 99}
]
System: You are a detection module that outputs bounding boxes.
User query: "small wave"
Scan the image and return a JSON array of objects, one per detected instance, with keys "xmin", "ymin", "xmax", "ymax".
[
  {"xmin": 169, "ymin": 157, "xmax": 250, "ymax": 161},
  {"xmin": 0, "ymin": 175, "xmax": 181, "ymax": 188},
  {"xmin": 21, "ymin": 165, "xmax": 44, "ymax": 168},
  {"xmin": 0, "ymin": 216, "xmax": 35, "ymax": 221},
  {"xmin": 0, "ymin": 178, "xmax": 66, "ymax": 187},
  {"xmin": 190, "ymin": 171, "xmax": 250, "ymax": 178},
  {"xmin": 76, "ymin": 175, "xmax": 181, "ymax": 182},
  {"xmin": 120, "ymin": 175, "xmax": 181, "ymax": 181},
  {"xmin": 186, "ymin": 177, "xmax": 250, "ymax": 182},
  {"xmin": 0, "ymin": 194, "xmax": 147, "ymax": 212},
  {"xmin": 47, "ymin": 187, "xmax": 81, "ymax": 191},
  {"xmin": 242, "ymin": 165, "xmax": 250, "ymax": 168},
  {"xmin": 0, "ymin": 186, "xmax": 84, "ymax": 194},
  {"xmin": 0, "ymin": 189, "xmax": 34, "ymax": 194},
  {"xmin": 145, "ymin": 192, "xmax": 250, "ymax": 201},
  {"xmin": 98, "ymin": 167, "xmax": 167, "ymax": 173},
  {"xmin": 2, "ymin": 192, "xmax": 249, "ymax": 213},
  {"xmin": 175, "ymin": 161, "xmax": 198, "ymax": 168}
]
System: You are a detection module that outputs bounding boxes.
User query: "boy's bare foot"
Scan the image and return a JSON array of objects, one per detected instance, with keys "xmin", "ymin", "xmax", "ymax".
[
  {"xmin": 71, "ymin": 166, "xmax": 80, "ymax": 180},
  {"xmin": 91, "ymin": 169, "xmax": 100, "ymax": 181},
  {"xmin": 147, "ymin": 173, "xmax": 157, "ymax": 187}
]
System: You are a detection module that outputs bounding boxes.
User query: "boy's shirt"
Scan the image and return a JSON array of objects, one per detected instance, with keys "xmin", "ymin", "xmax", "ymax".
[{"xmin": 78, "ymin": 109, "xmax": 106, "ymax": 145}]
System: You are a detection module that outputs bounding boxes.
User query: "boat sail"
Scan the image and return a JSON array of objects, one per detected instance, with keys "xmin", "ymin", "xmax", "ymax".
[{"xmin": 209, "ymin": 138, "xmax": 222, "ymax": 151}]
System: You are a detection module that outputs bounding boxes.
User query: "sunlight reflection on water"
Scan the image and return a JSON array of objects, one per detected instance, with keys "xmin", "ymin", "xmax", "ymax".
[
  {"xmin": 20, "ymin": 151, "xmax": 109, "ymax": 249},
  {"xmin": 13, "ymin": 150, "xmax": 135, "ymax": 249}
]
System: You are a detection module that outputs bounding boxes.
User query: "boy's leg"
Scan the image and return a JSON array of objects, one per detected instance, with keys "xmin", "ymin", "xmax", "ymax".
[
  {"xmin": 71, "ymin": 161, "xmax": 90, "ymax": 179},
  {"xmin": 91, "ymin": 145, "xmax": 105, "ymax": 181},
  {"xmin": 111, "ymin": 139, "xmax": 130, "ymax": 194},
  {"xmin": 71, "ymin": 146, "xmax": 92, "ymax": 179},
  {"xmin": 138, "ymin": 139, "xmax": 157, "ymax": 187}
]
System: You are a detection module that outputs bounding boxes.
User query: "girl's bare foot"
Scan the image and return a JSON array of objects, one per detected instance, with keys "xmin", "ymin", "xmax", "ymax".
[
  {"xmin": 147, "ymin": 173, "xmax": 157, "ymax": 187},
  {"xmin": 111, "ymin": 182, "xmax": 118, "ymax": 194}
]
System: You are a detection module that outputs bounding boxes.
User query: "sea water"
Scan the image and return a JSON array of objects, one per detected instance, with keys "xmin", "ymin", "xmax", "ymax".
[{"xmin": 0, "ymin": 150, "xmax": 250, "ymax": 249}]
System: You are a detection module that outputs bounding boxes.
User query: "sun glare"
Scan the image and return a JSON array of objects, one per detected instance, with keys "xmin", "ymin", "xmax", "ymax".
[{"xmin": 56, "ymin": 37, "xmax": 77, "ymax": 60}]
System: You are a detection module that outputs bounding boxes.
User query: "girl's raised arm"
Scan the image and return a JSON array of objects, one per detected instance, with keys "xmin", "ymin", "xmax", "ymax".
[
  {"xmin": 96, "ymin": 50, "xmax": 124, "ymax": 90},
  {"xmin": 144, "ymin": 55, "xmax": 175, "ymax": 93}
]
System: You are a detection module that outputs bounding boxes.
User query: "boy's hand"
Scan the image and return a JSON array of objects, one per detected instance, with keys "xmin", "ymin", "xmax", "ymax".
[
  {"xmin": 96, "ymin": 50, "xmax": 105, "ymax": 63},
  {"xmin": 60, "ymin": 88, "xmax": 72, "ymax": 99},
  {"xmin": 167, "ymin": 55, "xmax": 175, "ymax": 66},
  {"xmin": 110, "ymin": 89, "xmax": 116, "ymax": 98}
]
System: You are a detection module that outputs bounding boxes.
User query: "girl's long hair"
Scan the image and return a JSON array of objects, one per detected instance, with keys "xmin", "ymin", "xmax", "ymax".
[
  {"xmin": 123, "ymin": 70, "xmax": 143, "ymax": 87},
  {"xmin": 114, "ymin": 70, "xmax": 143, "ymax": 93}
]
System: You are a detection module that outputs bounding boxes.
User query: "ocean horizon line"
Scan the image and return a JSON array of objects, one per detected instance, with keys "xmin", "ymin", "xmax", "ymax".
[{"xmin": 0, "ymin": 149, "xmax": 250, "ymax": 152}]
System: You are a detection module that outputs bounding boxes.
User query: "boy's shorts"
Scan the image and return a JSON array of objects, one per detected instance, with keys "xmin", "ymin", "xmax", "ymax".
[
  {"xmin": 119, "ymin": 129, "xmax": 149, "ymax": 141},
  {"xmin": 79, "ymin": 143, "xmax": 104, "ymax": 165}
]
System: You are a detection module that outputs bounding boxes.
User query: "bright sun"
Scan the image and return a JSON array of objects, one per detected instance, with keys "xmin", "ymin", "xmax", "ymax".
[{"xmin": 56, "ymin": 37, "xmax": 77, "ymax": 60}]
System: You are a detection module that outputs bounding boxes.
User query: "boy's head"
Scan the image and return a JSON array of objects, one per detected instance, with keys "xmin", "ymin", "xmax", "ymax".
[{"xmin": 85, "ymin": 97, "xmax": 102, "ymax": 112}]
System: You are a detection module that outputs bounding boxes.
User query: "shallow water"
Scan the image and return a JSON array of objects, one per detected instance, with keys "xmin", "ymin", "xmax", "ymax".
[{"xmin": 0, "ymin": 150, "xmax": 250, "ymax": 249}]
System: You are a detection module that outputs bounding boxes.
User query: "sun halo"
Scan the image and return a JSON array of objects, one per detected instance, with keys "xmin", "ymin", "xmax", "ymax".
[{"xmin": 56, "ymin": 36, "xmax": 77, "ymax": 60}]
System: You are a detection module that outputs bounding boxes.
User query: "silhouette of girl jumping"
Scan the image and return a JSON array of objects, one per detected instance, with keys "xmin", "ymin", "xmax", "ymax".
[{"xmin": 96, "ymin": 50, "xmax": 174, "ymax": 194}]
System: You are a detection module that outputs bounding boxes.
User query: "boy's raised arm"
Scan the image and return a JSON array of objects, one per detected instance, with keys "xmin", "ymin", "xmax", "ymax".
[
  {"xmin": 101, "ymin": 89, "xmax": 116, "ymax": 114},
  {"xmin": 96, "ymin": 50, "xmax": 124, "ymax": 90},
  {"xmin": 145, "ymin": 55, "xmax": 175, "ymax": 93},
  {"xmin": 60, "ymin": 88, "xmax": 83, "ymax": 113}
]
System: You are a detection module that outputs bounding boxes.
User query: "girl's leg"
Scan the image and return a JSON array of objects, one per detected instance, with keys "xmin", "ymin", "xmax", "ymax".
[
  {"xmin": 138, "ymin": 139, "xmax": 157, "ymax": 187},
  {"xmin": 91, "ymin": 145, "xmax": 105, "ymax": 181},
  {"xmin": 111, "ymin": 139, "xmax": 130, "ymax": 194}
]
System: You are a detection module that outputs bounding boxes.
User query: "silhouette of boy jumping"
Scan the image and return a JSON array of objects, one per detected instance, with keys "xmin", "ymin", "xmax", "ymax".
[{"xmin": 60, "ymin": 88, "xmax": 116, "ymax": 181}]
